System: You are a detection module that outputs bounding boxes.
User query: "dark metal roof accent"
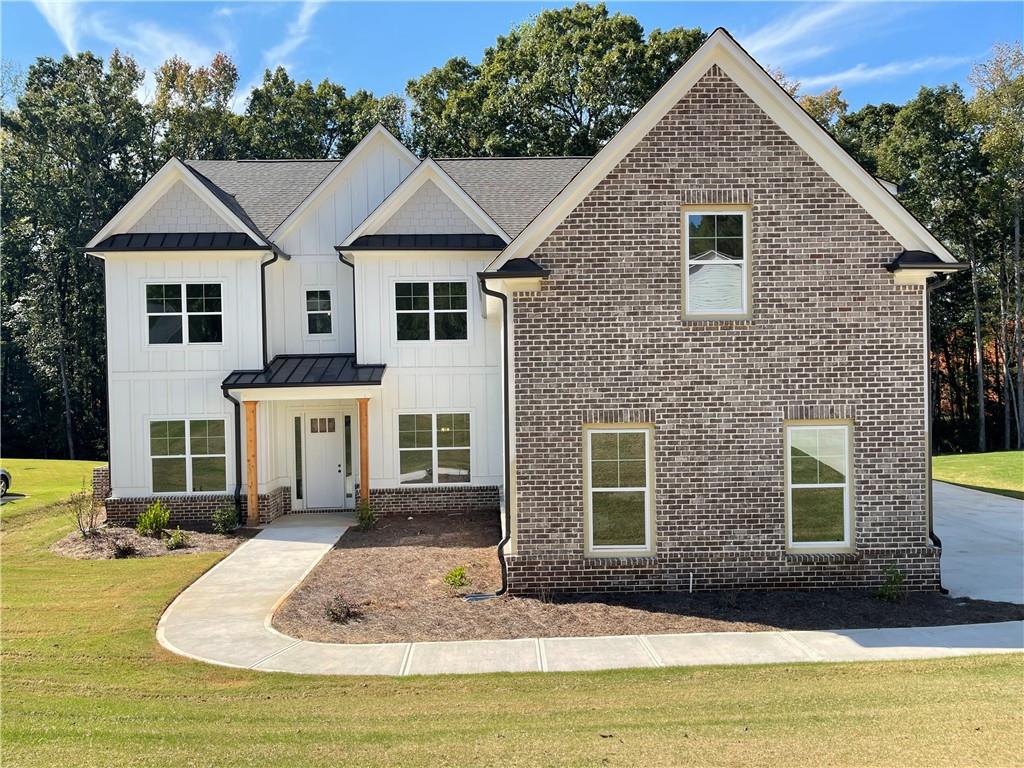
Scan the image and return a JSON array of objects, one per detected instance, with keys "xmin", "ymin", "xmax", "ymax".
[
  {"xmin": 222, "ymin": 353, "xmax": 385, "ymax": 390},
  {"xmin": 478, "ymin": 257, "xmax": 550, "ymax": 279},
  {"xmin": 341, "ymin": 233, "xmax": 507, "ymax": 251},
  {"xmin": 87, "ymin": 232, "xmax": 267, "ymax": 251},
  {"xmin": 886, "ymin": 250, "xmax": 969, "ymax": 272}
]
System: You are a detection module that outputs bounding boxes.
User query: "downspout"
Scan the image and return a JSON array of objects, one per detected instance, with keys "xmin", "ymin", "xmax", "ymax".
[
  {"xmin": 926, "ymin": 273, "xmax": 953, "ymax": 594},
  {"xmin": 338, "ymin": 252, "xmax": 358, "ymax": 362},
  {"xmin": 260, "ymin": 252, "xmax": 280, "ymax": 367},
  {"xmin": 222, "ymin": 389, "xmax": 243, "ymax": 520},
  {"xmin": 478, "ymin": 276, "xmax": 512, "ymax": 597}
]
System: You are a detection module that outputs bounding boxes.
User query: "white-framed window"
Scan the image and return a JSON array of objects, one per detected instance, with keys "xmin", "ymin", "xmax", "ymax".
[
  {"xmin": 398, "ymin": 412, "xmax": 470, "ymax": 484},
  {"xmin": 682, "ymin": 208, "xmax": 750, "ymax": 317},
  {"xmin": 785, "ymin": 422, "xmax": 854, "ymax": 551},
  {"xmin": 395, "ymin": 281, "xmax": 468, "ymax": 341},
  {"xmin": 305, "ymin": 289, "xmax": 333, "ymax": 335},
  {"xmin": 584, "ymin": 425, "xmax": 655, "ymax": 555},
  {"xmin": 150, "ymin": 418, "xmax": 226, "ymax": 493},
  {"xmin": 145, "ymin": 282, "xmax": 223, "ymax": 344}
]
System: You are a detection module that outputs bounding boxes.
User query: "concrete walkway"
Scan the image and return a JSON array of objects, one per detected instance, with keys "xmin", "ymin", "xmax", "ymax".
[
  {"xmin": 158, "ymin": 512, "xmax": 1024, "ymax": 677},
  {"xmin": 933, "ymin": 481, "xmax": 1024, "ymax": 603}
]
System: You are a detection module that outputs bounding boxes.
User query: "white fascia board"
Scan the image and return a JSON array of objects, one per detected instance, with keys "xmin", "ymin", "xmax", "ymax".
[
  {"xmin": 340, "ymin": 159, "xmax": 510, "ymax": 246},
  {"xmin": 490, "ymin": 29, "xmax": 956, "ymax": 269},
  {"xmin": 86, "ymin": 158, "xmax": 267, "ymax": 248},
  {"xmin": 270, "ymin": 124, "xmax": 419, "ymax": 241},
  {"xmin": 85, "ymin": 248, "xmax": 272, "ymax": 261},
  {"xmin": 235, "ymin": 384, "xmax": 383, "ymax": 402}
]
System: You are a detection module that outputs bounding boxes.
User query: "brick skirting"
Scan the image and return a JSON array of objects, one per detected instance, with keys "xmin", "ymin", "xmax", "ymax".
[
  {"xmin": 369, "ymin": 485, "xmax": 500, "ymax": 516},
  {"xmin": 92, "ymin": 466, "xmax": 111, "ymax": 508},
  {"xmin": 103, "ymin": 486, "xmax": 291, "ymax": 528},
  {"xmin": 505, "ymin": 547, "xmax": 941, "ymax": 595}
]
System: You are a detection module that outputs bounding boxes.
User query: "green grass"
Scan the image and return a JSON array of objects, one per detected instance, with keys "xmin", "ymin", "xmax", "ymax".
[
  {"xmin": 2, "ymin": 460, "xmax": 1023, "ymax": 767},
  {"xmin": 0, "ymin": 457, "xmax": 105, "ymax": 520},
  {"xmin": 933, "ymin": 450, "xmax": 1024, "ymax": 500}
]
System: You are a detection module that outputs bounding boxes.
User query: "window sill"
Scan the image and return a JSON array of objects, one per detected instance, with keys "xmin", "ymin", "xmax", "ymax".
[{"xmin": 784, "ymin": 551, "xmax": 861, "ymax": 565}]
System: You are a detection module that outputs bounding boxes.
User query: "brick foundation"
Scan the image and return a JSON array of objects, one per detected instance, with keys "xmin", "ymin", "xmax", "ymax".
[
  {"xmin": 103, "ymin": 486, "xmax": 291, "ymax": 528},
  {"xmin": 92, "ymin": 466, "xmax": 111, "ymax": 508},
  {"xmin": 369, "ymin": 485, "xmax": 500, "ymax": 516}
]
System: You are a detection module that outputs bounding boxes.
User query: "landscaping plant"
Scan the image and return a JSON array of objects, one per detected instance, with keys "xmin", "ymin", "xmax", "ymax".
[
  {"xmin": 164, "ymin": 527, "xmax": 190, "ymax": 551},
  {"xmin": 356, "ymin": 500, "xmax": 377, "ymax": 531},
  {"xmin": 68, "ymin": 484, "xmax": 101, "ymax": 537},
  {"xmin": 324, "ymin": 595, "xmax": 361, "ymax": 624},
  {"xmin": 110, "ymin": 538, "xmax": 137, "ymax": 559},
  {"xmin": 443, "ymin": 565, "xmax": 469, "ymax": 590},
  {"xmin": 877, "ymin": 565, "xmax": 907, "ymax": 603},
  {"xmin": 211, "ymin": 506, "xmax": 238, "ymax": 534},
  {"xmin": 135, "ymin": 500, "xmax": 170, "ymax": 537}
]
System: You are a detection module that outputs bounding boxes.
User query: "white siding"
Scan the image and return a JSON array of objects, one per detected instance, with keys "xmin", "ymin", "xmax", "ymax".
[
  {"xmin": 377, "ymin": 180, "xmax": 483, "ymax": 235},
  {"xmin": 128, "ymin": 180, "xmax": 239, "ymax": 234}
]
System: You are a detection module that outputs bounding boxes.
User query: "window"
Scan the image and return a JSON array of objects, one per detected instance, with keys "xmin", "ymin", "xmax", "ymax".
[
  {"xmin": 293, "ymin": 416, "xmax": 303, "ymax": 501},
  {"xmin": 150, "ymin": 419, "xmax": 226, "ymax": 493},
  {"xmin": 395, "ymin": 281, "xmax": 468, "ymax": 341},
  {"xmin": 310, "ymin": 417, "xmax": 336, "ymax": 433},
  {"xmin": 786, "ymin": 423, "xmax": 853, "ymax": 550},
  {"xmin": 305, "ymin": 290, "xmax": 332, "ymax": 335},
  {"xmin": 146, "ymin": 283, "xmax": 222, "ymax": 344},
  {"xmin": 398, "ymin": 412, "xmax": 470, "ymax": 484},
  {"xmin": 682, "ymin": 209, "xmax": 750, "ymax": 317},
  {"xmin": 584, "ymin": 425, "xmax": 654, "ymax": 555}
]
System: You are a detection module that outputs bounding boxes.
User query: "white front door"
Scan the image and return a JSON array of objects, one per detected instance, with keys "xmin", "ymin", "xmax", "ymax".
[{"xmin": 304, "ymin": 414, "xmax": 345, "ymax": 509}]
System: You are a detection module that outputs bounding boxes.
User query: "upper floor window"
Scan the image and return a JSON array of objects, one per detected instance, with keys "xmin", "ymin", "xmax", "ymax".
[
  {"xmin": 305, "ymin": 290, "xmax": 332, "ymax": 335},
  {"xmin": 584, "ymin": 425, "xmax": 655, "ymax": 556},
  {"xmin": 786, "ymin": 422, "xmax": 853, "ymax": 551},
  {"xmin": 395, "ymin": 281, "xmax": 468, "ymax": 341},
  {"xmin": 146, "ymin": 283, "xmax": 222, "ymax": 344},
  {"xmin": 682, "ymin": 208, "xmax": 750, "ymax": 318},
  {"xmin": 398, "ymin": 412, "xmax": 470, "ymax": 484}
]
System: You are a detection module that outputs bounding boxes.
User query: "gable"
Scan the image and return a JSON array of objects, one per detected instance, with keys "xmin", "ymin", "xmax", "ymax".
[
  {"xmin": 127, "ymin": 179, "xmax": 240, "ymax": 234},
  {"xmin": 377, "ymin": 179, "xmax": 484, "ymax": 235}
]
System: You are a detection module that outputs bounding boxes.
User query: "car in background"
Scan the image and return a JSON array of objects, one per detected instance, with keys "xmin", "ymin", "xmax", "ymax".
[{"xmin": 0, "ymin": 468, "xmax": 10, "ymax": 497}]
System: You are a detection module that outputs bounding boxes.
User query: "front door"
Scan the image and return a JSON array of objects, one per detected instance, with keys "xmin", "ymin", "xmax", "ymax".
[{"xmin": 304, "ymin": 414, "xmax": 345, "ymax": 509}]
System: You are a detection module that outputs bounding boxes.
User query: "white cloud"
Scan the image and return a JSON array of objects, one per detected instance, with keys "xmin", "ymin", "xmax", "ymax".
[
  {"xmin": 32, "ymin": 0, "xmax": 79, "ymax": 54},
  {"xmin": 261, "ymin": 0, "xmax": 322, "ymax": 70},
  {"xmin": 797, "ymin": 55, "xmax": 976, "ymax": 90}
]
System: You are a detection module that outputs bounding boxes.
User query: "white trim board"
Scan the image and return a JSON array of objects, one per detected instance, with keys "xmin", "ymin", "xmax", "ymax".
[{"xmin": 488, "ymin": 28, "xmax": 957, "ymax": 270}]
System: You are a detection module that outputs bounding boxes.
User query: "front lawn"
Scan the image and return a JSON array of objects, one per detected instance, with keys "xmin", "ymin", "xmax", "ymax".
[
  {"xmin": 0, "ymin": 457, "xmax": 105, "ymax": 519},
  {"xmin": 1, "ymin": 461, "xmax": 1022, "ymax": 767},
  {"xmin": 933, "ymin": 450, "xmax": 1024, "ymax": 500}
]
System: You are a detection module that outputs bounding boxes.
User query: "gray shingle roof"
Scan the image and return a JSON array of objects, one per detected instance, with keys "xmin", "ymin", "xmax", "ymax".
[
  {"xmin": 437, "ymin": 157, "xmax": 591, "ymax": 238},
  {"xmin": 185, "ymin": 159, "xmax": 341, "ymax": 238}
]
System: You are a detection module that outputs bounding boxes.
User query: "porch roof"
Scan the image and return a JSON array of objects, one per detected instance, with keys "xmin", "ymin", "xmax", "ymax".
[{"xmin": 222, "ymin": 353, "xmax": 385, "ymax": 390}]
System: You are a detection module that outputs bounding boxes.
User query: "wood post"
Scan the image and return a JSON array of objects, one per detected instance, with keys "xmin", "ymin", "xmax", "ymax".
[
  {"xmin": 245, "ymin": 400, "xmax": 259, "ymax": 526},
  {"xmin": 358, "ymin": 398, "xmax": 369, "ymax": 504}
]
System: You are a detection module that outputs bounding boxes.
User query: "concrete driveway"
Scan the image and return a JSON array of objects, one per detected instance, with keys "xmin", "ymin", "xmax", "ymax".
[{"xmin": 934, "ymin": 481, "xmax": 1024, "ymax": 604}]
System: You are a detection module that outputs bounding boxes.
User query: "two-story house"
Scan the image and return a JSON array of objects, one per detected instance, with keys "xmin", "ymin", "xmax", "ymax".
[{"xmin": 87, "ymin": 29, "xmax": 965, "ymax": 594}]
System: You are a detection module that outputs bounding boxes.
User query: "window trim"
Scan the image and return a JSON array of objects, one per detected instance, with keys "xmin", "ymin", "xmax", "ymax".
[
  {"xmin": 143, "ymin": 280, "xmax": 225, "ymax": 347},
  {"xmin": 680, "ymin": 205, "xmax": 753, "ymax": 320},
  {"xmin": 303, "ymin": 287, "xmax": 335, "ymax": 338},
  {"xmin": 396, "ymin": 410, "xmax": 472, "ymax": 486},
  {"xmin": 391, "ymin": 279, "xmax": 471, "ymax": 345},
  {"xmin": 148, "ymin": 417, "xmax": 228, "ymax": 495},
  {"xmin": 784, "ymin": 419, "xmax": 855, "ymax": 553},
  {"xmin": 582, "ymin": 423, "xmax": 656, "ymax": 558}
]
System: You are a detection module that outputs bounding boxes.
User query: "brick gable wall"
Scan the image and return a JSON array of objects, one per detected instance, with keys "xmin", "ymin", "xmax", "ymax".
[{"xmin": 506, "ymin": 65, "xmax": 939, "ymax": 593}]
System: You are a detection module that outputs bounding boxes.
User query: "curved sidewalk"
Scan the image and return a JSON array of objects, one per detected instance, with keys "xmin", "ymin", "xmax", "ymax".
[{"xmin": 157, "ymin": 513, "xmax": 1024, "ymax": 677}]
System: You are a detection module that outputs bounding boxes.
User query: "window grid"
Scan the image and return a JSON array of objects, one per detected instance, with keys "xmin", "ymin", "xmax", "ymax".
[
  {"xmin": 145, "ymin": 282, "xmax": 223, "ymax": 345},
  {"xmin": 683, "ymin": 210, "xmax": 749, "ymax": 317},
  {"xmin": 150, "ymin": 418, "xmax": 226, "ymax": 494},
  {"xmin": 395, "ymin": 281, "xmax": 468, "ymax": 341},
  {"xmin": 305, "ymin": 289, "xmax": 333, "ymax": 336},
  {"xmin": 786, "ymin": 424, "xmax": 852, "ymax": 550},
  {"xmin": 398, "ymin": 412, "xmax": 471, "ymax": 485},
  {"xmin": 585, "ymin": 427, "xmax": 653, "ymax": 554}
]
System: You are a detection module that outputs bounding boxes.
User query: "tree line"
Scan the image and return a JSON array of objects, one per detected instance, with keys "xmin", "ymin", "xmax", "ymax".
[{"xmin": 1, "ymin": 3, "xmax": 1021, "ymax": 459}]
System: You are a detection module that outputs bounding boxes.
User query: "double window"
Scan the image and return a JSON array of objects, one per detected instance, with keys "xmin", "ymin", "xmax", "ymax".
[
  {"xmin": 785, "ymin": 422, "xmax": 854, "ymax": 550},
  {"xmin": 305, "ymin": 290, "xmax": 332, "ymax": 335},
  {"xmin": 146, "ymin": 283, "xmax": 222, "ymax": 344},
  {"xmin": 584, "ymin": 425, "xmax": 655, "ymax": 556},
  {"xmin": 682, "ymin": 208, "xmax": 750, "ymax": 317},
  {"xmin": 150, "ymin": 419, "xmax": 226, "ymax": 493},
  {"xmin": 395, "ymin": 281, "xmax": 468, "ymax": 341},
  {"xmin": 398, "ymin": 412, "xmax": 470, "ymax": 484}
]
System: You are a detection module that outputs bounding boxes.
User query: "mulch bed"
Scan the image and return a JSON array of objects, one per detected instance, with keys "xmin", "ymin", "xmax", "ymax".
[
  {"xmin": 272, "ymin": 510, "xmax": 1024, "ymax": 644},
  {"xmin": 51, "ymin": 524, "xmax": 253, "ymax": 560}
]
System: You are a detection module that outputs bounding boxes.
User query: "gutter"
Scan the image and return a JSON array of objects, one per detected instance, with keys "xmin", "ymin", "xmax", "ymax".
[
  {"xmin": 260, "ymin": 252, "xmax": 280, "ymax": 368},
  {"xmin": 477, "ymin": 274, "xmax": 513, "ymax": 597},
  {"xmin": 222, "ymin": 389, "xmax": 243, "ymax": 521}
]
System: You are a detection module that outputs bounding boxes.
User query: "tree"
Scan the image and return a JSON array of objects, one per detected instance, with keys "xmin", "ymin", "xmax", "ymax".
[
  {"xmin": 153, "ymin": 53, "xmax": 240, "ymax": 160},
  {"xmin": 833, "ymin": 102, "xmax": 901, "ymax": 174}
]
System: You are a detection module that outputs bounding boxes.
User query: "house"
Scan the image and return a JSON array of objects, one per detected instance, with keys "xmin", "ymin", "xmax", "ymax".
[{"xmin": 86, "ymin": 29, "xmax": 966, "ymax": 594}]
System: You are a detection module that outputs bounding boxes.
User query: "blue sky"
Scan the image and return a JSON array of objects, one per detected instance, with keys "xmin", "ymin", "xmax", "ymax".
[{"xmin": 3, "ymin": 1, "xmax": 1021, "ymax": 111}]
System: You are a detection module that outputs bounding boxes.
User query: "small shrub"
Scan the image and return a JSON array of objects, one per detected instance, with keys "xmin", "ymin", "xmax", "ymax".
[
  {"xmin": 164, "ymin": 527, "xmax": 190, "ymax": 551},
  {"xmin": 111, "ymin": 538, "xmax": 137, "ymax": 559},
  {"xmin": 211, "ymin": 506, "xmax": 238, "ymax": 534},
  {"xmin": 356, "ymin": 500, "xmax": 377, "ymax": 531},
  {"xmin": 69, "ymin": 483, "xmax": 101, "ymax": 537},
  {"xmin": 876, "ymin": 565, "xmax": 906, "ymax": 603},
  {"xmin": 136, "ymin": 500, "xmax": 170, "ymax": 537},
  {"xmin": 324, "ymin": 595, "xmax": 361, "ymax": 624},
  {"xmin": 443, "ymin": 565, "xmax": 470, "ymax": 590}
]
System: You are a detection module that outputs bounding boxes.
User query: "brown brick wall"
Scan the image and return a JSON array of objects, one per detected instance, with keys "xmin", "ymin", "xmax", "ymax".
[
  {"xmin": 369, "ymin": 485, "xmax": 500, "ymax": 516},
  {"xmin": 92, "ymin": 466, "xmax": 111, "ymax": 508},
  {"xmin": 104, "ymin": 485, "xmax": 291, "ymax": 528},
  {"xmin": 507, "ymin": 64, "xmax": 939, "ymax": 594}
]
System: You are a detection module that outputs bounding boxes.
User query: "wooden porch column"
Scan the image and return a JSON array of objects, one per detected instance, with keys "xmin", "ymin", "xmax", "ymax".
[
  {"xmin": 245, "ymin": 400, "xmax": 259, "ymax": 526},
  {"xmin": 358, "ymin": 398, "xmax": 370, "ymax": 505}
]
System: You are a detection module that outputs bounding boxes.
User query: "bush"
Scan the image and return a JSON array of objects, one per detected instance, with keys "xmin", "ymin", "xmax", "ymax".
[
  {"xmin": 69, "ymin": 484, "xmax": 101, "ymax": 537},
  {"xmin": 876, "ymin": 565, "xmax": 906, "ymax": 603},
  {"xmin": 443, "ymin": 565, "xmax": 469, "ymax": 590},
  {"xmin": 164, "ymin": 527, "xmax": 190, "ymax": 550},
  {"xmin": 111, "ymin": 538, "xmax": 137, "ymax": 559},
  {"xmin": 324, "ymin": 595, "xmax": 361, "ymax": 624},
  {"xmin": 136, "ymin": 500, "xmax": 170, "ymax": 537},
  {"xmin": 356, "ymin": 500, "xmax": 377, "ymax": 531},
  {"xmin": 211, "ymin": 506, "xmax": 238, "ymax": 534}
]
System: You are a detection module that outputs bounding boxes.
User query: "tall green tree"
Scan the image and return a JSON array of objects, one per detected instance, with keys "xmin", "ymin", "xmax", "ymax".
[{"xmin": 153, "ymin": 53, "xmax": 240, "ymax": 160}]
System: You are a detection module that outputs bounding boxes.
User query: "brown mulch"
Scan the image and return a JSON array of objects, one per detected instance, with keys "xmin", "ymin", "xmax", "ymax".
[
  {"xmin": 51, "ymin": 523, "xmax": 253, "ymax": 560},
  {"xmin": 271, "ymin": 510, "xmax": 1024, "ymax": 644}
]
